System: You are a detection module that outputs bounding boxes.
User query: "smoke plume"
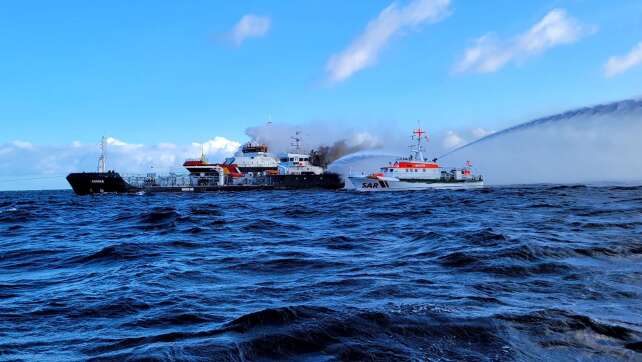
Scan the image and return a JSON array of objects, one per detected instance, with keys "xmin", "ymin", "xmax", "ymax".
[{"xmin": 245, "ymin": 123, "xmax": 383, "ymax": 165}]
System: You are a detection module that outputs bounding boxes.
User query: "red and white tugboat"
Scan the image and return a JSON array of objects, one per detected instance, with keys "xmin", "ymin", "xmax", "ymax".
[{"xmin": 347, "ymin": 127, "xmax": 483, "ymax": 191}]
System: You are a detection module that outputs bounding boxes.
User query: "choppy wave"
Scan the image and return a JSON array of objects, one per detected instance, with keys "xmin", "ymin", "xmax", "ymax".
[{"xmin": 1, "ymin": 185, "xmax": 641, "ymax": 360}]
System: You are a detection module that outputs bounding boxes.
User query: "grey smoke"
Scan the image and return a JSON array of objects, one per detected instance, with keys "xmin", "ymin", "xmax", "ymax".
[{"xmin": 245, "ymin": 122, "xmax": 384, "ymax": 165}]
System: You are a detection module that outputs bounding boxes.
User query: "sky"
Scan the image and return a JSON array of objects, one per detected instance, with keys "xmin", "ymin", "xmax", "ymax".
[{"xmin": 1, "ymin": 0, "xmax": 642, "ymax": 189}]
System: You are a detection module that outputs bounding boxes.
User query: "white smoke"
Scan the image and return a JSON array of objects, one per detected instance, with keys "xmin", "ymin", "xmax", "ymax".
[{"xmin": 442, "ymin": 99, "xmax": 642, "ymax": 185}]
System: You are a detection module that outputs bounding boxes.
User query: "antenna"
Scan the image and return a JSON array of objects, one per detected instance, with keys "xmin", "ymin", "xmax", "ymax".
[
  {"xmin": 290, "ymin": 131, "xmax": 302, "ymax": 152},
  {"xmin": 200, "ymin": 143, "xmax": 207, "ymax": 163},
  {"xmin": 411, "ymin": 121, "xmax": 429, "ymax": 161},
  {"xmin": 98, "ymin": 136, "xmax": 106, "ymax": 173}
]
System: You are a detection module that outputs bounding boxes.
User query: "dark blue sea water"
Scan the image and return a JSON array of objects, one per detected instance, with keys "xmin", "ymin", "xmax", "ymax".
[{"xmin": 1, "ymin": 186, "xmax": 641, "ymax": 361}]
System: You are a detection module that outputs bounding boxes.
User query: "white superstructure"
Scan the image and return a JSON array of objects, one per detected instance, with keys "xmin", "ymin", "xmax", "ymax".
[
  {"xmin": 277, "ymin": 153, "xmax": 323, "ymax": 175},
  {"xmin": 223, "ymin": 142, "xmax": 279, "ymax": 173}
]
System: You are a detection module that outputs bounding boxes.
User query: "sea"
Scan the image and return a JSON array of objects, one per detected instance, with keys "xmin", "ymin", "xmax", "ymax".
[{"xmin": 0, "ymin": 185, "xmax": 641, "ymax": 361}]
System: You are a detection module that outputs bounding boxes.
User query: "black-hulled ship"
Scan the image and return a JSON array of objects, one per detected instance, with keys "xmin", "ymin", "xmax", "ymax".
[{"xmin": 66, "ymin": 136, "xmax": 344, "ymax": 195}]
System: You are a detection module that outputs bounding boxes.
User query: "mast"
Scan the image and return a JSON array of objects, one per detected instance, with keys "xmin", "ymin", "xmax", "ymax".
[
  {"xmin": 290, "ymin": 131, "xmax": 302, "ymax": 153},
  {"xmin": 200, "ymin": 143, "xmax": 207, "ymax": 163},
  {"xmin": 98, "ymin": 136, "xmax": 106, "ymax": 173},
  {"xmin": 412, "ymin": 124, "xmax": 428, "ymax": 161}
]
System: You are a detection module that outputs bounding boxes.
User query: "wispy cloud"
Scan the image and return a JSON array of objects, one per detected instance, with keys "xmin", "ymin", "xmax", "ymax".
[
  {"xmin": 455, "ymin": 9, "xmax": 592, "ymax": 74},
  {"xmin": 11, "ymin": 140, "xmax": 34, "ymax": 150},
  {"xmin": 604, "ymin": 42, "xmax": 642, "ymax": 78},
  {"xmin": 325, "ymin": 0, "xmax": 451, "ymax": 84},
  {"xmin": 229, "ymin": 14, "xmax": 271, "ymax": 46}
]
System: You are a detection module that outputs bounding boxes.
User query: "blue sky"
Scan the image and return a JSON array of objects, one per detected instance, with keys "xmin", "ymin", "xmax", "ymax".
[{"xmin": 1, "ymin": 0, "xmax": 642, "ymax": 189}]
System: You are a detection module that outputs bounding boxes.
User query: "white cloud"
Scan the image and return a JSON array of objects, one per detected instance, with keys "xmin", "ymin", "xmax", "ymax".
[
  {"xmin": 105, "ymin": 137, "xmax": 141, "ymax": 148},
  {"xmin": 192, "ymin": 136, "xmax": 241, "ymax": 155},
  {"xmin": 455, "ymin": 9, "xmax": 591, "ymax": 74},
  {"xmin": 455, "ymin": 34, "xmax": 512, "ymax": 74},
  {"xmin": 158, "ymin": 142, "xmax": 177, "ymax": 149},
  {"xmin": 442, "ymin": 131, "xmax": 465, "ymax": 149},
  {"xmin": 230, "ymin": 14, "xmax": 271, "ymax": 46},
  {"xmin": 12, "ymin": 140, "xmax": 33, "ymax": 149},
  {"xmin": 604, "ymin": 42, "xmax": 642, "ymax": 78},
  {"xmin": 326, "ymin": 0, "xmax": 450, "ymax": 84},
  {"xmin": 516, "ymin": 9, "xmax": 587, "ymax": 54}
]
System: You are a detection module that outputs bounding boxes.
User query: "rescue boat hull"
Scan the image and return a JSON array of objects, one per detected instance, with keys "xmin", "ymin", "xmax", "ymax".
[{"xmin": 347, "ymin": 176, "xmax": 484, "ymax": 191}]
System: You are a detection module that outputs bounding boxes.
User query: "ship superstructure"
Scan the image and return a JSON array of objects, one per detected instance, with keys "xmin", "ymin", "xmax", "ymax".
[
  {"xmin": 276, "ymin": 132, "xmax": 324, "ymax": 176},
  {"xmin": 223, "ymin": 141, "xmax": 279, "ymax": 174},
  {"xmin": 347, "ymin": 127, "xmax": 483, "ymax": 191}
]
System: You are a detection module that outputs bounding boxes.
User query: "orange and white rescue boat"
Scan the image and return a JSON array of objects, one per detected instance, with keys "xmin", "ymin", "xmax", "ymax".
[{"xmin": 347, "ymin": 127, "xmax": 483, "ymax": 191}]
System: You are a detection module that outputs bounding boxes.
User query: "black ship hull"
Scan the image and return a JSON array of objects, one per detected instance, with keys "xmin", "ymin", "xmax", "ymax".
[
  {"xmin": 237, "ymin": 166, "xmax": 278, "ymax": 173},
  {"xmin": 267, "ymin": 173, "xmax": 343, "ymax": 189},
  {"xmin": 66, "ymin": 172, "xmax": 134, "ymax": 195},
  {"xmin": 67, "ymin": 171, "xmax": 344, "ymax": 195}
]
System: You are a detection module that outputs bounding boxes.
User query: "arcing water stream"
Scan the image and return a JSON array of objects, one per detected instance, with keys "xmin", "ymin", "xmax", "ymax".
[
  {"xmin": 330, "ymin": 98, "xmax": 642, "ymax": 186},
  {"xmin": 442, "ymin": 99, "xmax": 642, "ymax": 185}
]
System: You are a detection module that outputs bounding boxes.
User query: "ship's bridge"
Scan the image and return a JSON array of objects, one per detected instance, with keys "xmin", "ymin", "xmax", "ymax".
[
  {"xmin": 278, "ymin": 153, "xmax": 323, "ymax": 175},
  {"xmin": 380, "ymin": 161, "xmax": 442, "ymax": 180},
  {"xmin": 241, "ymin": 142, "xmax": 269, "ymax": 154},
  {"xmin": 278, "ymin": 153, "xmax": 310, "ymax": 163}
]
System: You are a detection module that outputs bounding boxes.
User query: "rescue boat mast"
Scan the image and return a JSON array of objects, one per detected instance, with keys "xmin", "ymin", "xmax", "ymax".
[{"xmin": 411, "ymin": 125, "xmax": 429, "ymax": 162}]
